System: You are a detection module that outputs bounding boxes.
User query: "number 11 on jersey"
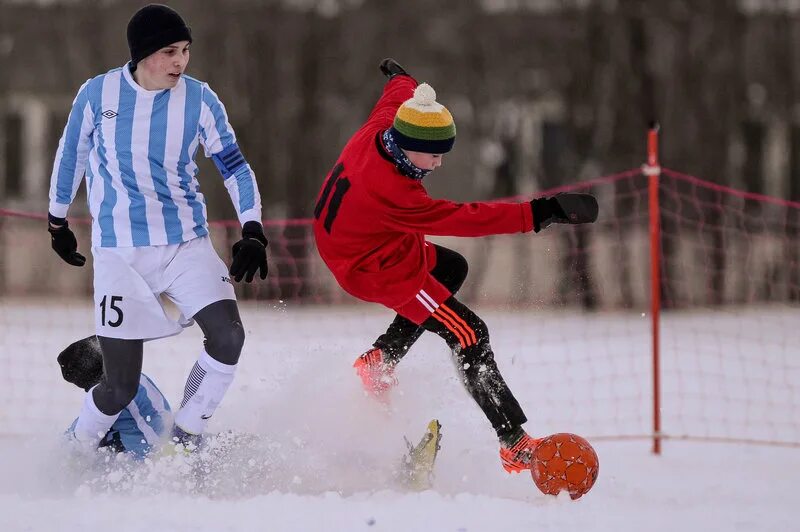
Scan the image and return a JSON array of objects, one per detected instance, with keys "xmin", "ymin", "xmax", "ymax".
[{"xmin": 314, "ymin": 162, "xmax": 351, "ymax": 234}]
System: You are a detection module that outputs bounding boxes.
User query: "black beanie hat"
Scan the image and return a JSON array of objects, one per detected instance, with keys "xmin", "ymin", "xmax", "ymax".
[
  {"xmin": 127, "ymin": 4, "xmax": 192, "ymax": 70},
  {"xmin": 57, "ymin": 336, "xmax": 104, "ymax": 392}
]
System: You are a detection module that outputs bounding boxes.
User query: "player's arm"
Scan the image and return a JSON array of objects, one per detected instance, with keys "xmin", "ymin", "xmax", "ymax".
[
  {"xmin": 381, "ymin": 183, "xmax": 597, "ymax": 236},
  {"xmin": 364, "ymin": 59, "xmax": 418, "ymax": 130},
  {"xmin": 381, "ymin": 184, "xmax": 532, "ymax": 236},
  {"xmin": 199, "ymin": 84, "xmax": 263, "ymax": 226},
  {"xmin": 47, "ymin": 79, "xmax": 95, "ymax": 267},
  {"xmin": 199, "ymin": 84, "xmax": 268, "ymax": 282}
]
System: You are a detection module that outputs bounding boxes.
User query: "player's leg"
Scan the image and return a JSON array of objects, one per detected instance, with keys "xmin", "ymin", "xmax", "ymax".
[
  {"xmin": 355, "ymin": 245, "xmax": 468, "ymax": 394},
  {"xmin": 373, "ymin": 245, "xmax": 468, "ymax": 363},
  {"xmin": 59, "ymin": 335, "xmax": 108, "ymax": 446},
  {"xmin": 72, "ymin": 337, "xmax": 143, "ymax": 446},
  {"xmin": 194, "ymin": 299, "xmax": 244, "ymax": 365},
  {"xmin": 429, "ymin": 244, "xmax": 469, "ymax": 294},
  {"xmin": 173, "ymin": 300, "xmax": 243, "ymax": 437},
  {"xmin": 93, "ymin": 337, "xmax": 144, "ymax": 414},
  {"xmin": 417, "ymin": 295, "xmax": 540, "ymax": 473},
  {"xmin": 72, "ymin": 247, "xmax": 180, "ymax": 449},
  {"xmin": 163, "ymin": 236, "xmax": 240, "ymax": 439},
  {"xmin": 419, "ymin": 296, "xmax": 526, "ymax": 438}
]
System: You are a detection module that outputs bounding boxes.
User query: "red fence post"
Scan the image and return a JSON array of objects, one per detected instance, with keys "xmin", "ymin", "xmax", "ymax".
[{"xmin": 644, "ymin": 123, "xmax": 662, "ymax": 455}]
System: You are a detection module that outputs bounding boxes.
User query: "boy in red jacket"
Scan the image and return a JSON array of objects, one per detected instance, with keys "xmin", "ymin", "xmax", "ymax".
[{"xmin": 313, "ymin": 59, "xmax": 598, "ymax": 474}]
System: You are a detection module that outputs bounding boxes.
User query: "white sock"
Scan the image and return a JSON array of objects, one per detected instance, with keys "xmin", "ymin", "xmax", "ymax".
[
  {"xmin": 73, "ymin": 386, "xmax": 120, "ymax": 447},
  {"xmin": 174, "ymin": 350, "xmax": 237, "ymax": 435}
]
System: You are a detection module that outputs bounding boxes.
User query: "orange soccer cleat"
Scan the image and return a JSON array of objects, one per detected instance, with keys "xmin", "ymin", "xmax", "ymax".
[
  {"xmin": 500, "ymin": 431, "xmax": 542, "ymax": 473},
  {"xmin": 353, "ymin": 347, "xmax": 398, "ymax": 396}
]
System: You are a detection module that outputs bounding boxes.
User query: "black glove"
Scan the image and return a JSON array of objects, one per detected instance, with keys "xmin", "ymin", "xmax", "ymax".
[
  {"xmin": 229, "ymin": 221, "xmax": 268, "ymax": 283},
  {"xmin": 530, "ymin": 193, "xmax": 599, "ymax": 233},
  {"xmin": 48, "ymin": 214, "xmax": 86, "ymax": 267},
  {"xmin": 57, "ymin": 335, "xmax": 103, "ymax": 391},
  {"xmin": 380, "ymin": 58, "xmax": 408, "ymax": 80}
]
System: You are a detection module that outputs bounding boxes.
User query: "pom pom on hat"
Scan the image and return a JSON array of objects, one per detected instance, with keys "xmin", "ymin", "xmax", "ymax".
[
  {"xmin": 413, "ymin": 83, "xmax": 437, "ymax": 106},
  {"xmin": 391, "ymin": 83, "xmax": 456, "ymax": 154}
]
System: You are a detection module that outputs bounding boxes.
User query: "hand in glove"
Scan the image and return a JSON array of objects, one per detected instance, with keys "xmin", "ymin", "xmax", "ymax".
[
  {"xmin": 48, "ymin": 214, "xmax": 86, "ymax": 267},
  {"xmin": 229, "ymin": 221, "xmax": 268, "ymax": 283},
  {"xmin": 379, "ymin": 58, "xmax": 408, "ymax": 80},
  {"xmin": 530, "ymin": 193, "xmax": 599, "ymax": 233}
]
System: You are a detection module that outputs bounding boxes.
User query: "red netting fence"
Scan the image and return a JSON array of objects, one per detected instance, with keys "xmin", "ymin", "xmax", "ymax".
[{"xmin": 1, "ymin": 164, "xmax": 798, "ymax": 448}]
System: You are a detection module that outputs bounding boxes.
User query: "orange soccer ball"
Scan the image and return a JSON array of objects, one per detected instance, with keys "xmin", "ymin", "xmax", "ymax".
[{"xmin": 530, "ymin": 433, "xmax": 599, "ymax": 500}]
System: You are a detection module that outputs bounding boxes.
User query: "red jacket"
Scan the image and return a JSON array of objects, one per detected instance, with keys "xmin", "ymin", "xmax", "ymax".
[{"xmin": 313, "ymin": 75, "xmax": 534, "ymax": 309}]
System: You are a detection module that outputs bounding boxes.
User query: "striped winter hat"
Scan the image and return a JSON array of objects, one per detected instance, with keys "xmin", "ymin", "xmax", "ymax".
[{"xmin": 390, "ymin": 83, "xmax": 456, "ymax": 154}]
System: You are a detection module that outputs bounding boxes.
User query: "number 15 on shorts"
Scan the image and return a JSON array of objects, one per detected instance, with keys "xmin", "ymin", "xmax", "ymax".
[{"xmin": 100, "ymin": 295, "xmax": 124, "ymax": 327}]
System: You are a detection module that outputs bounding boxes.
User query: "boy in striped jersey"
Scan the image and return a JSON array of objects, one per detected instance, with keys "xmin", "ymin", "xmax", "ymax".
[
  {"xmin": 47, "ymin": 5, "xmax": 267, "ymax": 451},
  {"xmin": 59, "ymin": 336, "xmax": 171, "ymax": 460},
  {"xmin": 313, "ymin": 60, "xmax": 598, "ymax": 474}
]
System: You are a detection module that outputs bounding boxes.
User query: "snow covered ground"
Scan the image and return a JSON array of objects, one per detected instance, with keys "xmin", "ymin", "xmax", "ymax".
[{"xmin": 0, "ymin": 300, "xmax": 798, "ymax": 531}]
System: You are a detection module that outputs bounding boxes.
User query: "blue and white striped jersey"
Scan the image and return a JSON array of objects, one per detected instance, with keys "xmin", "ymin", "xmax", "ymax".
[
  {"xmin": 68, "ymin": 373, "xmax": 172, "ymax": 459},
  {"xmin": 49, "ymin": 63, "xmax": 262, "ymax": 248}
]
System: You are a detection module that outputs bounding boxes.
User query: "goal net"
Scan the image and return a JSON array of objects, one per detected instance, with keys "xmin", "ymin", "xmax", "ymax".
[{"xmin": 1, "ymin": 167, "xmax": 798, "ymax": 449}]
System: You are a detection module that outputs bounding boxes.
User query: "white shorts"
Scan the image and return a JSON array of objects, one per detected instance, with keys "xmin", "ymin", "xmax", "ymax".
[{"xmin": 91, "ymin": 236, "xmax": 236, "ymax": 340}]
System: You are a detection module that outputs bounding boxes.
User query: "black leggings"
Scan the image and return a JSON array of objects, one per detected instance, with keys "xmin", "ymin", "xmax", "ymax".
[
  {"xmin": 92, "ymin": 299, "xmax": 244, "ymax": 415},
  {"xmin": 373, "ymin": 245, "xmax": 527, "ymax": 437},
  {"xmin": 374, "ymin": 245, "xmax": 468, "ymax": 363}
]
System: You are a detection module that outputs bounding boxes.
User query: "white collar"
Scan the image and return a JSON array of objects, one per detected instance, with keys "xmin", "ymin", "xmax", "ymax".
[{"xmin": 121, "ymin": 62, "xmax": 182, "ymax": 97}]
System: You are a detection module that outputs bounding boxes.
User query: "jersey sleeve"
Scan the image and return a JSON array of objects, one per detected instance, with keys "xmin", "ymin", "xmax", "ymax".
[
  {"xmin": 379, "ymin": 181, "xmax": 534, "ymax": 237},
  {"xmin": 48, "ymin": 80, "xmax": 95, "ymax": 218},
  {"xmin": 363, "ymin": 75, "xmax": 417, "ymax": 132},
  {"xmin": 199, "ymin": 84, "xmax": 263, "ymax": 226}
]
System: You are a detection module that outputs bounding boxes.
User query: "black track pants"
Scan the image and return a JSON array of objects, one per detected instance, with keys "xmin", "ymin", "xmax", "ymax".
[
  {"xmin": 420, "ymin": 295, "xmax": 527, "ymax": 435},
  {"xmin": 374, "ymin": 245, "xmax": 468, "ymax": 364},
  {"xmin": 372, "ymin": 246, "xmax": 527, "ymax": 436}
]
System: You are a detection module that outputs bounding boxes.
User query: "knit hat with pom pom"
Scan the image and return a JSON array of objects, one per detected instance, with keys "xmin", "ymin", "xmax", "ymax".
[{"xmin": 390, "ymin": 83, "xmax": 456, "ymax": 154}]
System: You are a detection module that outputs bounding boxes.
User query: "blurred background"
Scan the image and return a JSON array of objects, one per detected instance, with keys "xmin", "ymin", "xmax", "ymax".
[
  {"xmin": 0, "ymin": 0, "xmax": 799, "ymax": 473},
  {"xmin": 0, "ymin": 0, "xmax": 799, "ymax": 309}
]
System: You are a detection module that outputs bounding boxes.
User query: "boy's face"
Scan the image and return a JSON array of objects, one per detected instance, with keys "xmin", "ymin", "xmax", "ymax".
[
  {"xmin": 136, "ymin": 40, "xmax": 191, "ymax": 90},
  {"xmin": 404, "ymin": 150, "xmax": 444, "ymax": 171}
]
